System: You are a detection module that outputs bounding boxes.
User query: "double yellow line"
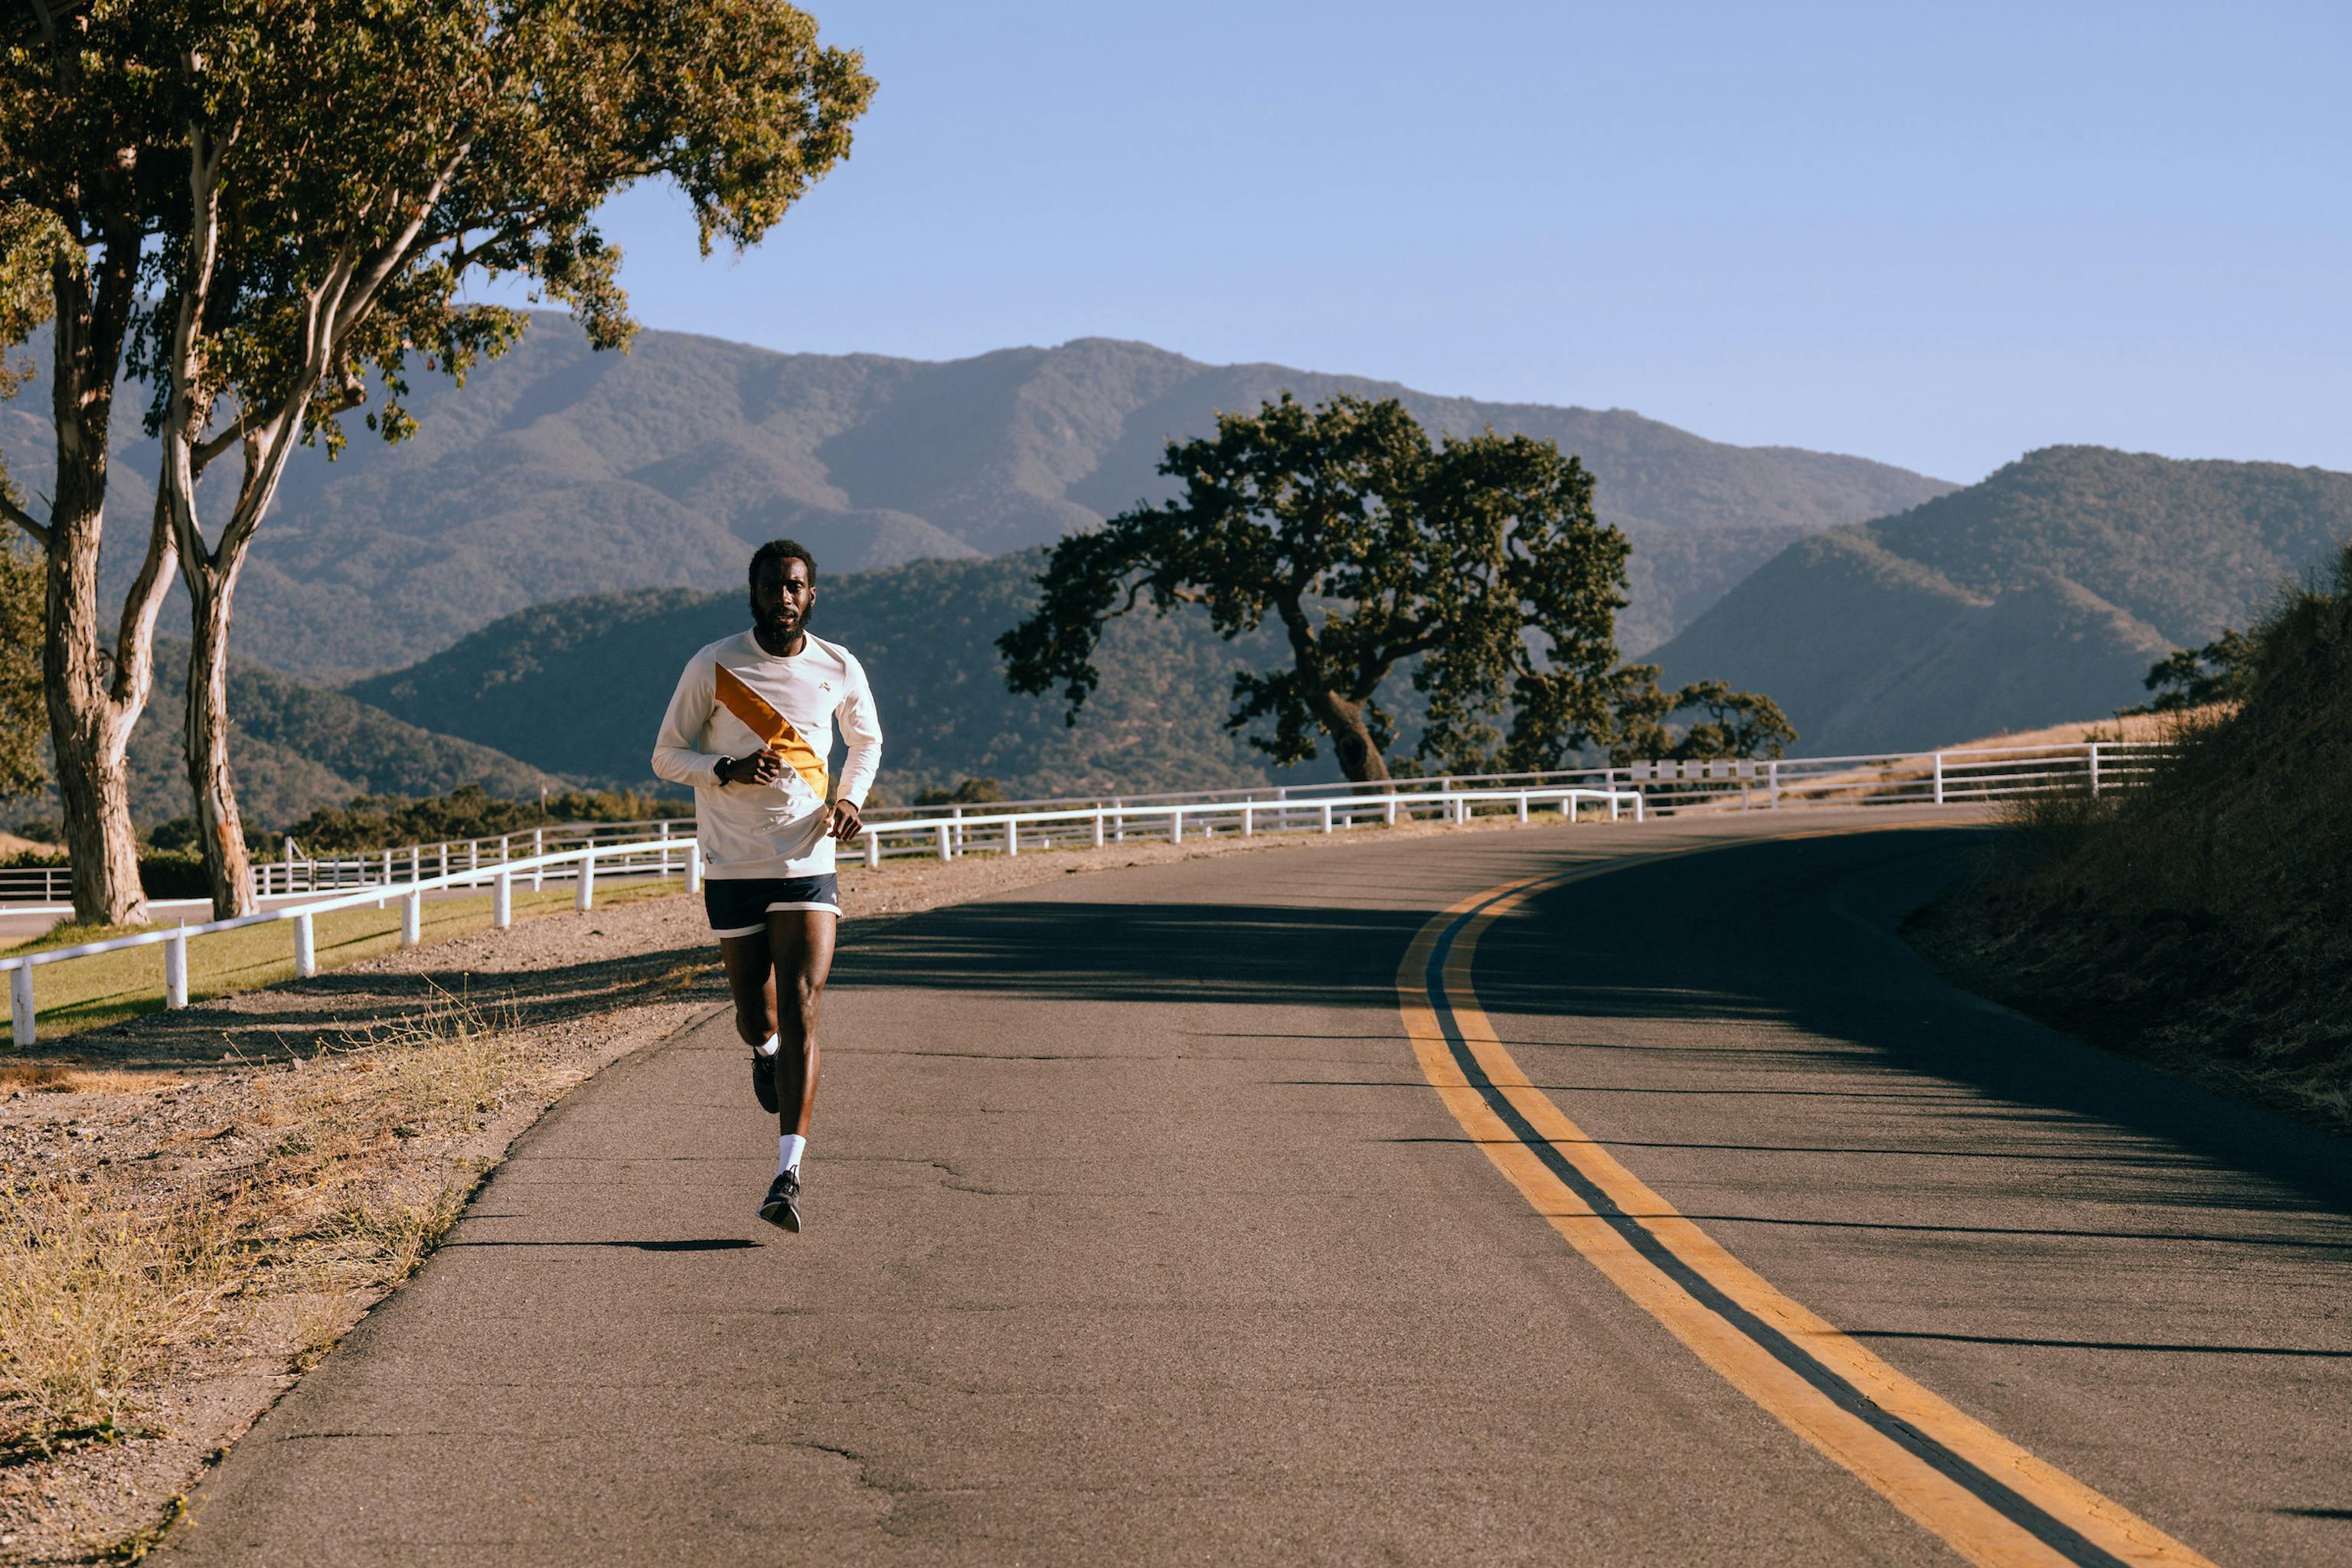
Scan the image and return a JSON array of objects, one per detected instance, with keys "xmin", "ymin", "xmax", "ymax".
[{"xmin": 1395, "ymin": 849, "xmax": 2216, "ymax": 1568}]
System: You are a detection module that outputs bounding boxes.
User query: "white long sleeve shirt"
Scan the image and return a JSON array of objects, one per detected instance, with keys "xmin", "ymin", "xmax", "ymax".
[{"xmin": 651, "ymin": 630, "xmax": 883, "ymax": 879}]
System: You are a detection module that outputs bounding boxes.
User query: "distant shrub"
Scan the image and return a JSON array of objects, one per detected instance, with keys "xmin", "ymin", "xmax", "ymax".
[
  {"xmin": 1, "ymin": 850, "xmax": 210, "ymax": 900},
  {"xmin": 281, "ymin": 783, "xmax": 691, "ymax": 852},
  {"xmin": 913, "ymin": 777, "xmax": 1004, "ymax": 807}
]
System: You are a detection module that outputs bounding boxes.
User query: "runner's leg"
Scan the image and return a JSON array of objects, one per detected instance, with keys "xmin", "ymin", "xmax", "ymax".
[
  {"xmin": 717, "ymin": 930, "xmax": 779, "ymax": 1049},
  {"xmin": 764, "ymin": 908, "xmax": 837, "ymax": 1137}
]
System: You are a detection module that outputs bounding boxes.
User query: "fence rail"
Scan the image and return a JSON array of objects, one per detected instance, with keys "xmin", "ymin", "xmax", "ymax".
[
  {"xmin": 1, "ymin": 783, "xmax": 1638, "ymax": 1047},
  {"xmin": 2, "ymin": 739, "xmax": 2165, "ymax": 1047}
]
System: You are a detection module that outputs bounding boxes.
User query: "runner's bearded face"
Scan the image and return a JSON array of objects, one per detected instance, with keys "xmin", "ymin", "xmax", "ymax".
[{"xmin": 751, "ymin": 557, "xmax": 816, "ymax": 653}]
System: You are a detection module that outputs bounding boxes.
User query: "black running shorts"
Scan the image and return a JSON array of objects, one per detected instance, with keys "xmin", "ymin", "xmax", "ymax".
[{"xmin": 704, "ymin": 873, "xmax": 841, "ymax": 936}]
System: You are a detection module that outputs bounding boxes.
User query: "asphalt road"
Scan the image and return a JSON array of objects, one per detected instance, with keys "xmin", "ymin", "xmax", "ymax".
[{"xmin": 167, "ymin": 810, "xmax": 2352, "ymax": 1566}]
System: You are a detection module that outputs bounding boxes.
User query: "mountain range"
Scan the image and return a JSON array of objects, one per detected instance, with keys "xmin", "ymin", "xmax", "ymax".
[
  {"xmin": 1649, "ymin": 446, "xmax": 2352, "ymax": 753},
  {"xmin": 0, "ymin": 319, "xmax": 1952, "ymax": 679}
]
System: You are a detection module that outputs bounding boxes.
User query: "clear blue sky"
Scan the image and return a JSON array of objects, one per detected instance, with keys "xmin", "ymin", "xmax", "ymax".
[{"xmin": 544, "ymin": 0, "xmax": 2351, "ymax": 483}]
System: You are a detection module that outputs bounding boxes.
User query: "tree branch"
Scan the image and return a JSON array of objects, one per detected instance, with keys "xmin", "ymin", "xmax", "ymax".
[{"xmin": 0, "ymin": 490, "xmax": 49, "ymax": 549}]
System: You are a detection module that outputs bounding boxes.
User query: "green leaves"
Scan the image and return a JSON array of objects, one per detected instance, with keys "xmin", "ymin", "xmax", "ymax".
[{"xmin": 8, "ymin": 0, "xmax": 877, "ymax": 466}]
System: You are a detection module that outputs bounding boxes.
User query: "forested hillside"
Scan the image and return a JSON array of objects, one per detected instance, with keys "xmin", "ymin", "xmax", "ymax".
[
  {"xmin": 1648, "ymin": 447, "xmax": 2352, "ymax": 753},
  {"xmin": 33, "ymin": 642, "xmax": 558, "ymax": 832},
  {"xmin": 0, "ymin": 319, "xmax": 1952, "ymax": 679},
  {"xmin": 349, "ymin": 553, "xmax": 1364, "ymax": 802}
]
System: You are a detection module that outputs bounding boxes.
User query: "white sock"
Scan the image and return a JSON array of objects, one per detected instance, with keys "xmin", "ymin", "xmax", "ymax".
[
  {"xmin": 777, "ymin": 1134, "xmax": 805, "ymax": 1177},
  {"xmin": 755, "ymin": 1033, "xmax": 779, "ymax": 1057}
]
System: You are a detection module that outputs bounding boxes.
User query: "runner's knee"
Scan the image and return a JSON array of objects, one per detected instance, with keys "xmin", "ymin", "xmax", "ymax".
[{"xmin": 733, "ymin": 1000, "xmax": 776, "ymax": 1046}]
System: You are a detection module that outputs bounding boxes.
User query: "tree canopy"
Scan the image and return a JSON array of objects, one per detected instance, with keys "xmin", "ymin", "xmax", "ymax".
[
  {"xmin": 999, "ymin": 393, "xmax": 1792, "ymax": 782},
  {"xmin": 2128, "ymin": 629, "xmax": 2256, "ymax": 715},
  {"xmin": 0, "ymin": 537, "xmax": 44, "ymax": 804},
  {"xmin": 3, "ymin": 0, "xmax": 874, "ymax": 915}
]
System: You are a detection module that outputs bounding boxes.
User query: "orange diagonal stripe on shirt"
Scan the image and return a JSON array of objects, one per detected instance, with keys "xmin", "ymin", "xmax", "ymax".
[{"xmin": 714, "ymin": 663, "xmax": 828, "ymax": 796}]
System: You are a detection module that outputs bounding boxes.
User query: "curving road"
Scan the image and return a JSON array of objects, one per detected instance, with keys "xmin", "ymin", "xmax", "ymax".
[{"xmin": 168, "ymin": 810, "xmax": 2352, "ymax": 1566}]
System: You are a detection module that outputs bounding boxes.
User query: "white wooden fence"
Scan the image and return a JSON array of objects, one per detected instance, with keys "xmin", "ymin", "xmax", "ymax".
[
  {"xmin": 2, "ymin": 782, "xmax": 1638, "ymax": 1047},
  {"xmin": 0, "ymin": 739, "xmax": 2172, "ymax": 1046}
]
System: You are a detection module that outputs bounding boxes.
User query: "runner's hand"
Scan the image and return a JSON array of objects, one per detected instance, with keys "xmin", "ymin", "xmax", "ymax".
[
  {"xmin": 825, "ymin": 799, "xmax": 864, "ymax": 842},
  {"xmin": 727, "ymin": 748, "xmax": 786, "ymax": 787}
]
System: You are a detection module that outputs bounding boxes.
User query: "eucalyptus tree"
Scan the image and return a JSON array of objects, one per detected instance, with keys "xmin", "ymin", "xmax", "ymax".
[
  {"xmin": 1, "ymin": 16, "xmax": 185, "ymax": 924},
  {"xmin": 133, "ymin": 0, "xmax": 873, "ymax": 914}
]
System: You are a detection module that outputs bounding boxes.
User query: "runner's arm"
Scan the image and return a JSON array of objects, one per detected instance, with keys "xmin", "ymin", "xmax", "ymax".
[
  {"xmin": 651, "ymin": 655, "xmax": 728, "ymax": 788},
  {"xmin": 832, "ymin": 655, "xmax": 884, "ymax": 808}
]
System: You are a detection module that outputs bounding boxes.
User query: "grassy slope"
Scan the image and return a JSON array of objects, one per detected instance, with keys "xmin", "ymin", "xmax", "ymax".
[
  {"xmin": 1909, "ymin": 543, "xmax": 2352, "ymax": 1131},
  {"xmin": 4, "ymin": 877, "xmax": 684, "ymax": 1041},
  {"xmin": 1650, "ymin": 446, "xmax": 2352, "ymax": 753}
]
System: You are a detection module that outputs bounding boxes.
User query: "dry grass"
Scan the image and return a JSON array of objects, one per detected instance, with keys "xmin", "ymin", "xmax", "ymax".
[
  {"xmin": 1931, "ymin": 708, "xmax": 2216, "ymax": 753},
  {"xmin": 0, "ymin": 1181, "xmax": 230, "ymax": 1462},
  {"xmin": 0, "ymin": 982, "xmax": 549, "ymax": 1473},
  {"xmin": 0, "ymin": 1067, "xmax": 178, "ymax": 1097}
]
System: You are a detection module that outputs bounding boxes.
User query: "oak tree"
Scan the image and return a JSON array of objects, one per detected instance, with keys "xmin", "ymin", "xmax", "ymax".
[{"xmin": 1001, "ymin": 393, "xmax": 1655, "ymax": 782}]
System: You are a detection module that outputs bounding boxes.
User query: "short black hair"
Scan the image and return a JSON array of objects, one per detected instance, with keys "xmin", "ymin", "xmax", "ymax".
[{"xmin": 748, "ymin": 538, "xmax": 817, "ymax": 590}]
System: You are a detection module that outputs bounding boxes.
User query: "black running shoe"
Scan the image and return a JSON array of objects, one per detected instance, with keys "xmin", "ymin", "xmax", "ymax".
[
  {"xmin": 750, "ymin": 1047, "xmax": 779, "ymax": 1114},
  {"xmin": 758, "ymin": 1168, "xmax": 802, "ymax": 1232}
]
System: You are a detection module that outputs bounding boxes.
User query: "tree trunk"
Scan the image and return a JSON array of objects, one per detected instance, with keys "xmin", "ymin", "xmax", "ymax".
[
  {"xmin": 182, "ymin": 561, "xmax": 254, "ymax": 917},
  {"xmin": 47, "ymin": 645, "xmax": 147, "ymax": 928},
  {"xmin": 38, "ymin": 251, "xmax": 175, "ymax": 927},
  {"xmin": 1309, "ymin": 689, "xmax": 1390, "ymax": 783}
]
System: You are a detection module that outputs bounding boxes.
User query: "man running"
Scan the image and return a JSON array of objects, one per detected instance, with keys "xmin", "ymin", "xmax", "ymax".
[{"xmin": 652, "ymin": 540, "xmax": 882, "ymax": 1232}]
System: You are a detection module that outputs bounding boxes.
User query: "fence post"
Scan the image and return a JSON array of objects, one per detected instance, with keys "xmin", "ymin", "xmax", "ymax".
[
  {"xmin": 165, "ymin": 926, "xmax": 188, "ymax": 1008},
  {"xmin": 9, "ymin": 963, "xmax": 32, "ymax": 1048},
  {"xmin": 2088, "ymin": 743, "xmax": 2102, "ymax": 796},
  {"xmin": 438, "ymin": 843, "xmax": 449, "ymax": 879},
  {"xmin": 1171, "ymin": 808, "xmax": 1183, "ymax": 844},
  {"xmin": 1568, "ymin": 794, "xmax": 1579, "ymax": 825},
  {"xmin": 495, "ymin": 871, "xmax": 513, "ymax": 929},
  {"xmin": 410, "ymin": 844, "xmax": 421, "ymax": 883},
  {"xmin": 1093, "ymin": 812, "xmax": 1106, "ymax": 849},
  {"xmin": 401, "ymin": 889, "xmax": 423, "ymax": 948},
  {"xmin": 294, "ymin": 910, "xmax": 317, "ymax": 978},
  {"xmin": 1384, "ymin": 794, "xmax": 1397, "ymax": 828},
  {"xmin": 532, "ymin": 828, "xmax": 545, "ymax": 891},
  {"xmin": 577, "ymin": 850, "xmax": 596, "ymax": 911},
  {"xmin": 936, "ymin": 823, "xmax": 952, "ymax": 861},
  {"xmin": 467, "ymin": 839, "xmax": 479, "ymax": 873},
  {"xmin": 686, "ymin": 839, "xmax": 704, "ymax": 893},
  {"xmin": 1766, "ymin": 760, "xmax": 1780, "ymax": 808},
  {"xmin": 1320, "ymin": 802, "xmax": 1332, "ymax": 835},
  {"xmin": 865, "ymin": 830, "xmax": 880, "ymax": 869},
  {"xmin": 1004, "ymin": 819, "xmax": 1018, "ymax": 857},
  {"xmin": 1932, "ymin": 752, "xmax": 1945, "ymax": 805},
  {"xmin": 1517, "ymin": 791, "xmax": 1530, "ymax": 822},
  {"xmin": 1242, "ymin": 804, "xmax": 1254, "ymax": 838}
]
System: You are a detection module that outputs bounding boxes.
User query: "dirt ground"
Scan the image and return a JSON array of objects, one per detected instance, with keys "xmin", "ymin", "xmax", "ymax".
[{"xmin": 0, "ymin": 809, "xmax": 1589, "ymax": 1563}]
